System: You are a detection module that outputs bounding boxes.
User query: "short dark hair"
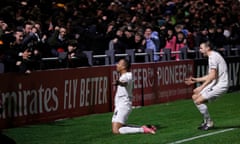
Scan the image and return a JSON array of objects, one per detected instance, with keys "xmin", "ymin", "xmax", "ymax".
[
  {"xmin": 202, "ymin": 41, "xmax": 214, "ymax": 50},
  {"xmin": 122, "ymin": 58, "xmax": 131, "ymax": 71},
  {"xmin": 68, "ymin": 39, "xmax": 78, "ymax": 47}
]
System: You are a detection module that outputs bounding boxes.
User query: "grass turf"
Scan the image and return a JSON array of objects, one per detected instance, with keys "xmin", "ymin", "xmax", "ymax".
[{"xmin": 2, "ymin": 91, "xmax": 240, "ymax": 144}]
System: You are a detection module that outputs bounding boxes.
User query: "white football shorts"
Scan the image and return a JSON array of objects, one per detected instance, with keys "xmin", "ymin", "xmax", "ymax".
[
  {"xmin": 200, "ymin": 84, "xmax": 228, "ymax": 101},
  {"xmin": 112, "ymin": 106, "xmax": 132, "ymax": 124}
]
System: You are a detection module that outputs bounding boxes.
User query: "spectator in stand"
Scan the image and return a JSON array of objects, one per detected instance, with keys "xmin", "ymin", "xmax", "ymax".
[
  {"xmin": 175, "ymin": 31, "xmax": 188, "ymax": 60},
  {"xmin": 0, "ymin": 19, "xmax": 8, "ymax": 61},
  {"xmin": 2, "ymin": 28, "xmax": 24, "ymax": 73},
  {"xmin": 158, "ymin": 24, "xmax": 167, "ymax": 50},
  {"xmin": 47, "ymin": 26, "xmax": 68, "ymax": 57},
  {"xmin": 185, "ymin": 29, "xmax": 197, "ymax": 59},
  {"xmin": 20, "ymin": 21, "xmax": 43, "ymax": 72},
  {"xmin": 174, "ymin": 24, "xmax": 184, "ymax": 34},
  {"xmin": 224, "ymin": 24, "xmax": 240, "ymax": 48},
  {"xmin": 144, "ymin": 26, "xmax": 160, "ymax": 62},
  {"xmin": 22, "ymin": 21, "xmax": 33, "ymax": 45},
  {"xmin": 105, "ymin": 22, "xmax": 117, "ymax": 41},
  {"xmin": 208, "ymin": 25, "xmax": 216, "ymax": 46},
  {"xmin": 151, "ymin": 31, "xmax": 160, "ymax": 52},
  {"xmin": 132, "ymin": 31, "xmax": 145, "ymax": 63},
  {"xmin": 2, "ymin": 28, "xmax": 38, "ymax": 74},
  {"xmin": 195, "ymin": 27, "xmax": 210, "ymax": 48},
  {"xmin": 21, "ymin": 21, "xmax": 42, "ymax": 54},
  {"xmin": 66, "ymin": 39, "xmax": 90, "ymax": 68},
  {"xmin": 109, "ymin": 27, "xmax": 127, "ymax": 57},
  {"xmin": 0, "ymin": 19, "xmax": 8, "ymax": 40},
  {"xmin": 164, "ymin": 26, "xmax": 177, "ymax": 60},
  {"xmin": 213, "ymin": 25, "xmax": 227, "ymax": 56},
  {"xmin": 66, "ymin": 39, "xmax": 78, "ymax": 68},
  {"xmin": 123, "ymin": 26, "xmax": 135, "ymax": 50},
  {"xmin": 32, "ymin": 22, "xmax": 49, "ymax": 58}
]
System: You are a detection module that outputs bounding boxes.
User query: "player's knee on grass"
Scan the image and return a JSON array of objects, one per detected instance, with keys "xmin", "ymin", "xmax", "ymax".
[
  {"xmin": 112, "ymin": 128, "xmax": 120, "ymax": 134},
  {"xmin": 112, "ymin": 122, "xmax": 122, "ymax": 134}
]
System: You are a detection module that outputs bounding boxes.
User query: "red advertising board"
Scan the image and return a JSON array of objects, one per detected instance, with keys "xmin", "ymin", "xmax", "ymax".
[
  {"xmin": 129, "ymin": 60, "xmax": 194, "ymax": 106},
  {"xmin": 131, "ymin": 63, "xmax": 156, "ymax": 106},
  {"xmin": 0, "ymin": 67, "xmax": 111, "ymax": 129},
  {"xmin": 153, "ymin": 60, "xmax": 194, "ymax": 104}
]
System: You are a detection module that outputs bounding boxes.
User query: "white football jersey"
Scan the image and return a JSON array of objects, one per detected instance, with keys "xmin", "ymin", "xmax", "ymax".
[
  {"xmin": 208, "ymin": 51, "xmax": 229, "ymax": 88},
  {"xmin": 114, "ymin": 72, "xmax": 133, "ymax": 108}
]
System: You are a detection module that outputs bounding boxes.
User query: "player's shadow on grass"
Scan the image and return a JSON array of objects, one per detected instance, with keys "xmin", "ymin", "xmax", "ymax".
[
  {"xmin": 213, "ymin": 124, "xmax": 240, "ymax": 130},
  {"xmin": 150, "ymin": 124, "xmax": 167, "ymax": 130},
  {"xmin": 0, "ymin": 133, "xmax": 16, "ymax": 144}
]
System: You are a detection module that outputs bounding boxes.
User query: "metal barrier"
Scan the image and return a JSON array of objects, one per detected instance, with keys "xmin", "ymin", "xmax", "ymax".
[
  {"xmin": 225, "ymin": 45, "xmax": 240, "ymax": 56},
  {"xmin": 40, "ymin": 47, "xmax": 196, "ymax": 66},
  {"xmin": 2, "ymin": 46, "xmax": 240, "ymax": 72},
  {"xmin": 25, "ymin": 47, "xmax": 240, "ymax": 64}
]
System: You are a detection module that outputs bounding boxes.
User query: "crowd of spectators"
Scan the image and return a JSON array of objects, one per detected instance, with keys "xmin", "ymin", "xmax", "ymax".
[{"xmin": 0, "ymin": 0, "xmax": 240, "ymax": 73}]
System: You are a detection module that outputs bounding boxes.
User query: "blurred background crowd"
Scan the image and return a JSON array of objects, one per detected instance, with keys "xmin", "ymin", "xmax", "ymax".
[{"xmin": 0, "ymin": 0, "xmax": 240, "ymax": 73}]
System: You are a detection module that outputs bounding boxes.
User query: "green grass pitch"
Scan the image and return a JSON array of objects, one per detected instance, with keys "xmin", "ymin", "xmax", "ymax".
[{"xmin": 2, "ymin": 91, "xmax": 240, "ymax": 144}]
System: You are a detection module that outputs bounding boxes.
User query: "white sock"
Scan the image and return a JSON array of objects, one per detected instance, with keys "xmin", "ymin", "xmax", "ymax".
[
  {"xmin": 196, "ymin": 103, "xmax": 211, "ymax": 122},
  {"xmin": 119, "ymin": 126, "xmax": 144, "ymax": 134}
]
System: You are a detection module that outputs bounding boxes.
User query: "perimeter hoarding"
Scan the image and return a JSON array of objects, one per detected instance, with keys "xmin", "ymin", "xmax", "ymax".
[
  {"xmin": 0, "ymin": 67, "xmax": 111, "ymax": 129},
  {"xmin": 142, "ymin": 60, "xmax": 194, "ymax": 105}
]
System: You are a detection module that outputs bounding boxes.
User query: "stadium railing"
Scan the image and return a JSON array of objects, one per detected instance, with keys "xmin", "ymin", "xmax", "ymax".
[
  {"xmin": 40, "ymin": 46, "xmax": 240, "ymax": 66},
  {"xmin": 1, "ymin": 46, "xmax": 240, "ymax": 73}
]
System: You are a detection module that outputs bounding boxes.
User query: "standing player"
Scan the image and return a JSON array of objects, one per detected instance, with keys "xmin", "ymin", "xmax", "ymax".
[
  {"xmin": 185, "ymin": 41, "xmax": 229, "ymax": 130},
  {"xmin": 112, "ymin": 58, "xmax": 156, "ymax": 134}
]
